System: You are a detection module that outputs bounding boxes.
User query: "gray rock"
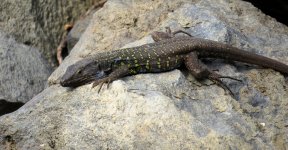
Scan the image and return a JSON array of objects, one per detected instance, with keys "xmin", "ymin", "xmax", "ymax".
[
  {"xmin": 0, "ymin": 0, "xmax": 103, "ymax": 65},
  {"xmin": 1, "ymin": 0, "xmax": 288, "ymax": 149},
  {"xmin": 66, "ymin": 6, "xmax": 101, "ymax": 52},
  {"xmin": 0, "ymin": 32, "xmax": 52, "ymax": 103}
]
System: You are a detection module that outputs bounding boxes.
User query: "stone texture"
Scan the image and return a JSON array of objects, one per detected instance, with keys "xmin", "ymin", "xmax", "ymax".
[
  {"xmin": 66, "ymin": 5, "xmax": 101, "ymax": 52},
  {"xmin": 1, "ymin": 0, "xmax": 288, "ymax": 149},
  {"xmin": 0, "ymin": 0, "xmax": 103, "ymax": 65},
  {"xmin": 0, "ymin": 31, "xmax": 52, "ymax": 104}
]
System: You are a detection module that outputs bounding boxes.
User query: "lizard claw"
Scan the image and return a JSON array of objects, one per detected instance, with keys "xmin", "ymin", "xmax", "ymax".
[
  {"xmin": 91, "ymin": 80, "xmax": 104, "ymax": 93},
  {"xmin": 208, "ymin": 73, "xmax": 235, "ymax": 97},
  {"xmin": 166, "ymin": 27, "xmax": 192, "ymax": 37},
  {"xmin": 92, "ymin": 80, "xmax": 101, "ymax": 88},
  {"xmin": 92, "ymin": 78, "xmax": 112, "ymax": 93},
  {"xmin": 98, "ymin": 82, "xmax": 105, "ymax": 93}
]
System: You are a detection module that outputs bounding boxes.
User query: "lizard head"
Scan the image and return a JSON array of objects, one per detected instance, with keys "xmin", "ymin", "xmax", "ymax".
[{"xmin": 60, "ymin": 59, "xmax": 107, "ymax": 87}]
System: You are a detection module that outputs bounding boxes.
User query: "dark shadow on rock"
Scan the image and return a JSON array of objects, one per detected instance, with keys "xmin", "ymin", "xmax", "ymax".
[{"xmin": 0, "ymin": 99, "xmax": 24, "ymax": 116}]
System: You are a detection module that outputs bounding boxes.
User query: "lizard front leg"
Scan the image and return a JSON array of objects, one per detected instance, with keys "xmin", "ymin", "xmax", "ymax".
[
  {"xmin": 184, "ymin": 52, "xmax": 241, "ymax": 96},
  {"xmin": 92, "ymin": 66, "xmax": 130, "ymax": 92}
]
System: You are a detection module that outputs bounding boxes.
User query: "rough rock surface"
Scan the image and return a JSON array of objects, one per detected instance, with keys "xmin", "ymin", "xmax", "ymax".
[
  {"xmin": 0, "ymin": 0, "xmax": 103, "ymax": 65},
  {"xmin": 66, "ymin": 4, "xmax": 103, "ymax": 52},
  {"xmin": 1, "ymin": 0, "xmax": 288, "ymax": 149},
  {"xmin": 0, "ymin": 31, "xmax": 52, "ymax": 104}
]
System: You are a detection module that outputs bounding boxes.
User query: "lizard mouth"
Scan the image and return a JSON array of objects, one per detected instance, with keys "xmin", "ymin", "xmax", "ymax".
[{"xmin": 60, "ymin": 76, "xmax": 96, "ymax": 87}]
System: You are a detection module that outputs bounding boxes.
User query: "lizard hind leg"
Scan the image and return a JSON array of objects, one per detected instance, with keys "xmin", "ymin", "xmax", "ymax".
[
  {"xmin": 151, "ymin": 27, "xmax": 192, "ymax": 42},
  {"xmin": 184, "ymin": 52, "xmax": 237, "ymax": 97}
]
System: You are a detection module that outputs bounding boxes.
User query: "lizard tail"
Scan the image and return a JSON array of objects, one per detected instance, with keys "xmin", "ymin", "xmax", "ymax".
[{"xmin": 195, "ymin": 39, "xmax": 288, "ymax": 75}]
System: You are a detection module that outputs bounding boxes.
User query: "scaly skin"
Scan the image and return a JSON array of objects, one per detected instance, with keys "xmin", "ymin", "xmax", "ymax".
[{"xmin": 60, "ymin": 30, "xmax": 288, "ymax": 92}]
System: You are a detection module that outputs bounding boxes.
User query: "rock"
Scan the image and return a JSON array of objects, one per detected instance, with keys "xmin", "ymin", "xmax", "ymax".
[
  {"xmin": 1, "ymin": 0, "xmax": 288, "ymax": 149},
  {"xmin": 66, "ymin": 3, "xmax": 104, "ymax": 52},
  {"xmin": 0, "ymin": 0, "xmax": 105, "ymax": 65},
  {"xmin": 243, "ymin": 0, "xmax": 288, "ymax": 25},
  {"xmin": 0, "ymin": 32, "xmax": 52, "ymax": 105}
]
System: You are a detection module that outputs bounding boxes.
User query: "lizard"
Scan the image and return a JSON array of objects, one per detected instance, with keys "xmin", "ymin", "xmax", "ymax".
[{"xmin": 60, "ymin": 28, "xmax": 288, "ymax": 95}]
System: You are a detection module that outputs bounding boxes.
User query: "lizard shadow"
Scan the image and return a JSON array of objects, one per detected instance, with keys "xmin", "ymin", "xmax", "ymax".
[{"xmin": 178, "ymin": 61, "xmax": 246, "ymax": 100}]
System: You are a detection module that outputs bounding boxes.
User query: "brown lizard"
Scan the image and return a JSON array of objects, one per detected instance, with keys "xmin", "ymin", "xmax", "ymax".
[{"xmin": 60, "ymin": 28, "xmax": 288, "ymax": 95}]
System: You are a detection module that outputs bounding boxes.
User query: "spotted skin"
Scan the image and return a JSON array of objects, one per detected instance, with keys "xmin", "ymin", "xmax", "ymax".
[
  {"xmin": 88, "ymin": 40, "xmax": 187, "ymax": 75},
  {"xmin": 60, "ymin": 31, "xmax": 288, "ymax": 90}
]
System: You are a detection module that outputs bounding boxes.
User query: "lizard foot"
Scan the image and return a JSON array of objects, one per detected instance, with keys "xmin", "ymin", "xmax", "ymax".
[
  {"xmin": 151, "ymin": 27, "xmax": 192, "ymax": 42},
  {"xmin": 92, "ymin": 78, "xmax": 112, "ymax": 93},
  {"xmin": 168, "ymin": 27, "xmax": 192, "ymax": 37},
  {"xmin": 208, "ymin": 73, "xmax": 236, "ymax": 97}
]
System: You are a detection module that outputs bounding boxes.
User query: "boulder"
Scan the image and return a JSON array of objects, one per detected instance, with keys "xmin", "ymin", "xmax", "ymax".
[
  {"xmin": 1, "ymin": 0, "xmax": 288, "ymax": 149},
  {"xmin": 0, "ymin": 32, "xmax": 52, "ymax": 104},
  {"xmin": 0, "ymin": 0, "xmax": 105, "ymax": 65}
]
